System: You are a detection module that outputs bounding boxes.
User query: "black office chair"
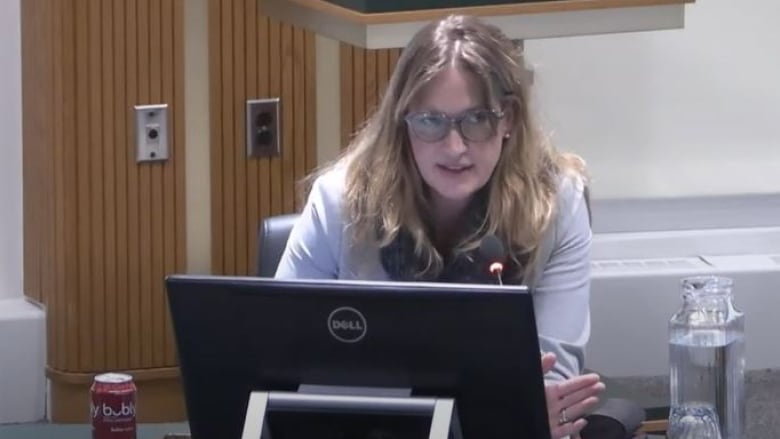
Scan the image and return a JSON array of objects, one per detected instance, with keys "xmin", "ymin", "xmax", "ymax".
[
  {"xmin": 256, "ymin": 213, "xmax": 301, "ymax": 277},
  {"xmin": 255, "ymin": 213, "xmax": 663, "ymax": 438}
]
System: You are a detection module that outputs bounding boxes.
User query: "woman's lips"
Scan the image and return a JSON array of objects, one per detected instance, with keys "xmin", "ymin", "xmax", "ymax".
[{"xmin": 437, "ymin": 164, "xmax": 473, "ymax": 173}]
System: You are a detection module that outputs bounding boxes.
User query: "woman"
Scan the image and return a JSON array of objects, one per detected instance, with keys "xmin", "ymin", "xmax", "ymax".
[{"xmin": 275, "ymin": 14, "xmax": 604, "ymax": 438}]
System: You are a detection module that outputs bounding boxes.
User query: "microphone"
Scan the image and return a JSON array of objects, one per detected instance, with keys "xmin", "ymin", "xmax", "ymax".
[{"xmin": 479, "ymin": 235, "xmax": 506, "ymax": 285}]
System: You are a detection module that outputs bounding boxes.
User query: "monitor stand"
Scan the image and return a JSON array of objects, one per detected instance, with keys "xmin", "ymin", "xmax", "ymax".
[{"xmin": 240, "ymin": 385, "xmax": 463, "ymax": 439}]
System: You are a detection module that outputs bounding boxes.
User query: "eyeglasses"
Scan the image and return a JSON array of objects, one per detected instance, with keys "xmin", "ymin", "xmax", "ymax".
[{"xmin": 404, "ymin": 108, "xmax": 505, "ymax": 143}]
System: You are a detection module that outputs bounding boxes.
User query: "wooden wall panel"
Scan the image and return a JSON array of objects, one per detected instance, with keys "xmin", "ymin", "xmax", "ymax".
[
  {"xmin": 340, "ymin": 45, "xmax": 402, "ymax": 146},
  {"xmin": 22, "ymin": 0, "xmax": 186, "ymax": 374},
  {"xmin": 209, "ymin": 0, "xmax": 317, "ymax": 276}
]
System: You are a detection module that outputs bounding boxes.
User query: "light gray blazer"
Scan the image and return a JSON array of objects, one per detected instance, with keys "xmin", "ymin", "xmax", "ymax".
[{"xmin": 275, "ymin": 166, "xmax": 592, "ymax": 381}]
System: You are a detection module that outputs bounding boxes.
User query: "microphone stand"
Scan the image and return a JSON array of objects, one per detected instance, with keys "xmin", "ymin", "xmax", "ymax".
[{"xmin": 489, "ymin": 263, "xmax": 504, "ymax": 286}]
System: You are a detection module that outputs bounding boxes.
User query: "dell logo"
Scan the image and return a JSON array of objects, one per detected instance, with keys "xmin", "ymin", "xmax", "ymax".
[{"xmin": 327, "ymin": 307, "xmax": 367, "ymax": 343}]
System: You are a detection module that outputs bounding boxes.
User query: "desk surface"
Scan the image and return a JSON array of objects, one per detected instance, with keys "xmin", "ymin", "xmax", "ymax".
[
  {"xmin": 0, "ymin": 377, "xmax": 666, "ymax": 439},
  {"xmin": 0, "ymin": 422, "xmax": 668, "ymax": 439},
  {"xmin": 0, "ymin": 422, "xmax": 189, "ymax": 439},
  {"xmin": 0, "ymin": 376, "xmax": 667, "ymax": 439}
]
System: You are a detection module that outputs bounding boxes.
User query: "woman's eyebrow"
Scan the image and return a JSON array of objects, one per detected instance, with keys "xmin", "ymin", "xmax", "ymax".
[{"xmin": 412, "ymin": 105, "xmax": 486, "ymax": 116}]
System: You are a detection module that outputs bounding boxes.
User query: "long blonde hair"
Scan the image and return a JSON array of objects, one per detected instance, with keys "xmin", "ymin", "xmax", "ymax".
[{"xmin": 320, "ymin": 15, "xmax": 586, "ymax": 281}]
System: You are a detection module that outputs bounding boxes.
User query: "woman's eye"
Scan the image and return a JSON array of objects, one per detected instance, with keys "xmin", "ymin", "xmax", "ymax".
[
  {"xmin": 419, "ymin": 115, "xmax": 444, "ymax": 126},
  {"xmin": 465, "ymin": 111, "xmax": 489, "ymax": 124}
]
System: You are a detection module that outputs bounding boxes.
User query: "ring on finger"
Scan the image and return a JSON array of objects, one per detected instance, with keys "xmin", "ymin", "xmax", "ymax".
[{"xmin": 558, "ymin": 407, "xmax": 569, "ymax": 425}]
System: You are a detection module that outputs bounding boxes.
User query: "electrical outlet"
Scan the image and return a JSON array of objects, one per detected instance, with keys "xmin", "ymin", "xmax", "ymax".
[
  {"xmin": 135, "ymin": 104, "xmax": 169, "ymax": 162},
  {"xmin": 246, "ymin": 98, "xmax": 281, "ymax": 158}
]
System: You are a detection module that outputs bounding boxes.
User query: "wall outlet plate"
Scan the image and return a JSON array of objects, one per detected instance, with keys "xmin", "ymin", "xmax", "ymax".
[
  {"xmin": 135, "ymin": 104, "xmax": 169, "ymax": 163},
  {"xmin": 246, "ymin": 98, "xmax": 281, "ymax": 158}
]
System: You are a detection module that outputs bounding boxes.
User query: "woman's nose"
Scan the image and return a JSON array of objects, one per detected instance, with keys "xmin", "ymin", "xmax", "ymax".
[{"xmin": 442, "ymin": 126, "xmax": 468, "ymax": 154}]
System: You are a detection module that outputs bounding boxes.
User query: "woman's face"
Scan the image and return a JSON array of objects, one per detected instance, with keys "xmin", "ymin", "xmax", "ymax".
[{"xmin": 406, "ymin": 67, "xmax": 510, "ymax": 211}]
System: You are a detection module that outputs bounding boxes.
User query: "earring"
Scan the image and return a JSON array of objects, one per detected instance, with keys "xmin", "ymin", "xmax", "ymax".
[{"xmin": 503, "ymin": 133, "xmax": 510, "ymax": 139}]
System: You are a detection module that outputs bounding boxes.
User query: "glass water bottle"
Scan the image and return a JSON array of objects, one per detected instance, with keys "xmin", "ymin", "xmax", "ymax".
[{"xmin": 668, "ymin": 276, "xmax": 745, "ymax": 439}]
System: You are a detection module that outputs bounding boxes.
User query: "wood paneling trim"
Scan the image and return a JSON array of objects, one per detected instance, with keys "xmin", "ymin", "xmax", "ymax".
[
  {"xmin": 268, "ymin": 20, "xmax": 283, "ymax": 218},
  {"xmin": 22, "ymin": 0, "xmax": 186, "ymax": 374},
  {"xmin": 101, "ymin": 0, "xmax": 118, "ymax": 372},
  {"xmin": 340, "ymin": 45, "xmax": 401, "ymax": 146},
  {"xmin": 245, "ymin": 0, "xmax": 260, "ymax": 267},
  {"xmin": 209, "ymin": 0, "xmax": 317, "ymax": 276},
  {"xmin": 113, "ymin": 0, "xmax": 130, "ymax": 370},
  {"xmin": 62, "ymin": 0, "xmax": 80, "ymax": 373},
  {"xmin": 233, "ymin": 0, "xmax": 249, "ymax": 280},
  {"xmin": 281, "ymin": 23, "xmax": 295, "ymax": 214}
]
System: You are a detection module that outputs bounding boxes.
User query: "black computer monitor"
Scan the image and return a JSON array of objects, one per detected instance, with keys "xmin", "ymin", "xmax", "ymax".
[{"xmin": 166, "ymin": 275, "xmax": 551, "ymax": 439}]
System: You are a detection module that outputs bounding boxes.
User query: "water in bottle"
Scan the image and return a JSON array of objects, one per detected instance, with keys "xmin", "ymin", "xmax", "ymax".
[{"xmin": 668, "ymin": 276, "xmax": 745, "ymax": 439}]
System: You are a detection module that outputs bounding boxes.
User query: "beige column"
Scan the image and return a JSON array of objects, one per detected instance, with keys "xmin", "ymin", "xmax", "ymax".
[
  {"xmin": 184, "ymin": 0, "xmax": 212, "ymax": 273},
  {"xmin": 315, "ymin": 34, "xmax": 342, "ymax": 165}
]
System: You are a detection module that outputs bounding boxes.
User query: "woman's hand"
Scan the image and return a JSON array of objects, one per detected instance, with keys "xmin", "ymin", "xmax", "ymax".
[{"xmin": 542, "ymin": 352, "xmax": 605, "ymax": 439}]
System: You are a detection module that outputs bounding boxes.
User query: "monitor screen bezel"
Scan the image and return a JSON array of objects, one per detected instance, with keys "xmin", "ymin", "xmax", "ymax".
[{"xmin": 166, "ymin": 274, "xmax": 552, "ymax": 439}]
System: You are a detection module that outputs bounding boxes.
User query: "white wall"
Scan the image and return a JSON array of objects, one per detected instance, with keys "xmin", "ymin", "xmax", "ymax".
[
  {"xmin": 526, "ymin": 0, "xmax": 780, "ymax": 199},
  {"xmin": 0, "ymin": 0, "xmax": 22, "ymax": 301}
]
